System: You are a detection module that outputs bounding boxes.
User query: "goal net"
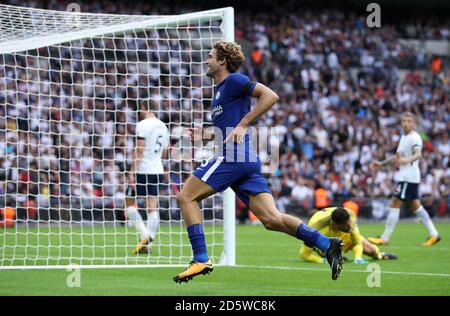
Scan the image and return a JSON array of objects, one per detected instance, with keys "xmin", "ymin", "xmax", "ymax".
[{"xmin": 0, "ymin": 4, "xmax": 236, "ymax": 269}]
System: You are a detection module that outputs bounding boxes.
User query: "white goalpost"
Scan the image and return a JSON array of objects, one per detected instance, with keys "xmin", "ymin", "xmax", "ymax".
[{"xmin": 0, "ymin": 4, "xmax": 236, "ymax": 269}]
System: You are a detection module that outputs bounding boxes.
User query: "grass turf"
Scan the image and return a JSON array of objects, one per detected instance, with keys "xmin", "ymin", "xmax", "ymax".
[{"xmin": 0, "ymin": 222, "xmax": 449, "ymax": 296}]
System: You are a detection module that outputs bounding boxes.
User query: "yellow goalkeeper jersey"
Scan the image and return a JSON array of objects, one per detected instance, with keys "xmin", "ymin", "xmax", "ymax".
[{"xmin": 299, "ymin": 207, "xmax": 363, "ymax": 263}]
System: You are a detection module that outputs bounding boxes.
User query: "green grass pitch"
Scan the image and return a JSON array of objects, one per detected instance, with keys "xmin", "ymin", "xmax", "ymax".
[{"xmin": 0, "ymin": 222, "xmax": 449, "ymax": 296}]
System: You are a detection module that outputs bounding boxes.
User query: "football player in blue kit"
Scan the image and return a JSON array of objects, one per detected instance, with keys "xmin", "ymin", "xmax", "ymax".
[{"xmin": 173, "ymin": 41, "xmax": 344, "ymax": 283}]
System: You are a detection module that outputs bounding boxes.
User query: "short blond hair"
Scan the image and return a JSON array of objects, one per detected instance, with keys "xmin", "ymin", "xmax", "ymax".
[{"xmin": 213, "ymin": 40, "xmax": 244, "ymax": 73}]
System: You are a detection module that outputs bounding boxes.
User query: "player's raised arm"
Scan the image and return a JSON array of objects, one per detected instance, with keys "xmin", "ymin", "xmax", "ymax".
[
  {"xmin": 240, "ymin": 83, "xmax": 279, "ymax": 127},
  {"xmin": 224, "ymin": 83, "xmax": 279, "ymax": 143}
]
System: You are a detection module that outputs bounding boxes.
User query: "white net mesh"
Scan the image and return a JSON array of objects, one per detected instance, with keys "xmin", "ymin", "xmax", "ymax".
[{"xmin": 0, "ymin": 4, "xmax": 231, "ymax": 268}]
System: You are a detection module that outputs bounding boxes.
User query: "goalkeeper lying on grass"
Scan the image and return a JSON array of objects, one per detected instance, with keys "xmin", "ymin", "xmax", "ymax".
[{"xmin": 299, "ymin": 207, "xmax": 398, "ymax": 264}]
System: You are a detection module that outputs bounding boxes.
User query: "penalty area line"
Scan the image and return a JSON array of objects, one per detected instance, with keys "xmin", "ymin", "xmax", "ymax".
[{"xmin": 235, "ymin": 264, "xmax": 450, "ymax": 278}]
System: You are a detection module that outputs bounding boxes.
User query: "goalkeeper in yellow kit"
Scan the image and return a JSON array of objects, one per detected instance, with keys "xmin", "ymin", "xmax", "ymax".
[{"xmin": 299, "ymin": 207, "xmax": 398, "ymax": 264}]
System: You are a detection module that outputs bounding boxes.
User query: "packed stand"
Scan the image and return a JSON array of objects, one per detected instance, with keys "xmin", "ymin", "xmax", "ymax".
[{"xmin": 0, "ymin": 0, "xmax": 449, "ymax": 223}]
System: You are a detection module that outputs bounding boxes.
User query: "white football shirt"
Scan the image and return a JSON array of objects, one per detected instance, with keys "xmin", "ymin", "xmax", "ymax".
[
  {"xmin": 136, "ymin": 117, "xmax": 169, "ymax": 174},
  {"xmin": 395, "ymin": 130, "xmax": 422, "ymax": 183}
]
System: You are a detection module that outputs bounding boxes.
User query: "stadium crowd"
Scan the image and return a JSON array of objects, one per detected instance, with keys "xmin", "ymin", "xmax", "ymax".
[{"xmin": 0, "ymin": 0, "xmax": 449, "ymax": 222}]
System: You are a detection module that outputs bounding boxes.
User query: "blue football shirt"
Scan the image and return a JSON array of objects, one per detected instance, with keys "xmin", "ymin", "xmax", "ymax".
[{"xmin": 210, "ymin": 73, "xmax": 257, "ymax": 162}]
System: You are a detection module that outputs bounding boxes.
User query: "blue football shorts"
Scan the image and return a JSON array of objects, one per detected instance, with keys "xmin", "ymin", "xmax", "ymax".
[{"xmin": 193, "ymin": 156, "xmax": 272, "ymax": 207}]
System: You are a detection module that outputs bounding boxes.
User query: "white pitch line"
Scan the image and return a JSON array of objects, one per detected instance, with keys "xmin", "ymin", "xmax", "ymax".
[
  {"xmin": 235, "ymin": 264, "xmax": 450, "ymax": 278},
  {"xmin": 2, "ymin": 260, "xmax": 449, "ymax": 277}
]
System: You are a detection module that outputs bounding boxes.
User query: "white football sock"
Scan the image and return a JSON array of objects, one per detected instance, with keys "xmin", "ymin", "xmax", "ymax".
[
  {"xmin": 126, "ymin": 206, "xmax": 148, "ymax": 240},
  {"xmin": 146, "ymin": 211, "xmax": 160, "ymax": 242},
  {"xmin": 381, "ymin": 208, "xmax": 400, "ymax": 241},
  {"xmin": 414, "ymin": 206, "xmax": 439, "ymax": 237}
]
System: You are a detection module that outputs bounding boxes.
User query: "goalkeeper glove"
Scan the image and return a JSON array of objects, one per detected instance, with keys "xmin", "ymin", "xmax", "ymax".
[{"xmin": 353, "ymin": 258, "xmax": 368, "ymax": 264}]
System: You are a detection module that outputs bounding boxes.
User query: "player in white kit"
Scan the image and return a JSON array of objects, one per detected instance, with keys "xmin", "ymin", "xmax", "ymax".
[
  {"xmin": 125, "ymin": 100, "xmax": 169, "ymax": 254},
  {"xmin": 368, "ymin": 112, "xmax": 441, "ymax": 246}
]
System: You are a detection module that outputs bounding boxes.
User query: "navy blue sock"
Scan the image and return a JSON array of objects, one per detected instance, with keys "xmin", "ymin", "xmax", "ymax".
[
  {"xmin": 296, "ymin": 223, "xmax": 330, "ymax": 253},
  {"xmin": 187, "ymin": 224, "xmax": 209, "ymax": 263}
]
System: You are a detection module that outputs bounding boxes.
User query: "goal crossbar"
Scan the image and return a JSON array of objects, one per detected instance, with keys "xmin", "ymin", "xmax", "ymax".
[{"xmin": 0, "ymin": 6, "xmax": 230, "ymax": 54}]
